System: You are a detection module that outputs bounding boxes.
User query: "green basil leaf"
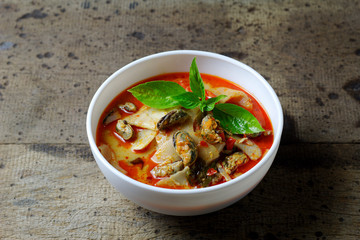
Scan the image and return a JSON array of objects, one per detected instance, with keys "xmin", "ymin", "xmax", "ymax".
[
  {"xmin": 213, "ymin": 103, "xmax": 264, "ymax": 134},
  {"xmin": 128, "ymin": 81, "xmax": 186, "ymax": 109},
  {"xmin": 202, "ymin": 95, "xmax": 227, "ymax": 112},
  {"xmin": 189, "ymin": 58, "xmax": 205, "ymax": 101},
  {"xmin": 171, "ymin": 92, "xmax": 201, "ymax": 109}
]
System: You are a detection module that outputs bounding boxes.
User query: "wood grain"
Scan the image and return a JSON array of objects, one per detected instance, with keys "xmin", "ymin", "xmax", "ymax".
[{"xmin": 1, "ymin": 0, "xmax": 359, "ymax": 239}]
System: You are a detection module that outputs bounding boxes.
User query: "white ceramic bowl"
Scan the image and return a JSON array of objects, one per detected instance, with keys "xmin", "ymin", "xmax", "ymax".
[{"xmin": 86, "ymin": 50, "xmax": 283, "ymax": 216}]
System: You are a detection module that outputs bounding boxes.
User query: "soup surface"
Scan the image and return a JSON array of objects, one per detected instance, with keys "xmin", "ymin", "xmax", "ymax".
[{"xmin": 96, "ymin": 73, "xmax": 273, "ymax": 189}]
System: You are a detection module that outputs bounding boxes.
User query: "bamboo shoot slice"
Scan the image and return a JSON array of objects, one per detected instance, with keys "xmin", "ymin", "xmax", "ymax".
[
  {"xmin": 131, "ymin": 129, "xmax": 157, "ymax": 151},
  {"xmin": 156, "ymin": 166, "xmax": 190, "ymax": 187},
  {"xmin": 124, "ymin": 106, "xmax": 175, "ymax": 130},
  {"xmin": 234, "ymin": 138, "xmax": 262, "ymax": 160},
  {"xmin": 151, "ymin": 139, "xmax": 181, "ymax": 164}
]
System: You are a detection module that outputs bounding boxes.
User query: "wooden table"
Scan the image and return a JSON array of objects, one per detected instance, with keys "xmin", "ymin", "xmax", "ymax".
[{"xmin": 1, "ymin": 0, "xmax": 359, "ymax": 239}]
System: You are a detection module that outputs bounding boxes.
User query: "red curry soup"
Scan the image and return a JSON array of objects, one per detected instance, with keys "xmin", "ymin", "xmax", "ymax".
[{"xmin": 96, "ymin": 73, "xmax": 273, "ymax": 189}]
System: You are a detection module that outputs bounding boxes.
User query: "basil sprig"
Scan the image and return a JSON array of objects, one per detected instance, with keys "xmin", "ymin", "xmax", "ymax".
[
  {"xmin": 128, "ymin": 58, "xmax": 264, "ymax": 134},
  {"xmin": 201, "ymin": 94, "xmax": 227, "ymax": 112},
  {"xmin": 188, "ymin": 58, "xmax": 227, "ymax": 112},
  {"xmin": 128, "ymin": 58, "xmax": 224, "ymax": 111}
]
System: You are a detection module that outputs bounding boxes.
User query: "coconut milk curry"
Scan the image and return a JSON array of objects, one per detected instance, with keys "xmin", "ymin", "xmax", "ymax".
[{"xmin": 96, "ymin": 73, "xmax": 273, "ymax": 189}]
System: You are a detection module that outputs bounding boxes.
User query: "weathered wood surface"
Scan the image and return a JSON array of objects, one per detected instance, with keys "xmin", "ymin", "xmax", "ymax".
[{"xmin": 0, "ymin": 0, "xmax": 359, "ymax": 239}]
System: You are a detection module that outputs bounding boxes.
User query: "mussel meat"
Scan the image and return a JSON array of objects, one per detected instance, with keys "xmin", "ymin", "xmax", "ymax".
[
  {"xmin": 115, "ymin": 120, "xmax": 134, "ymax": 140},
  {"xmin": 157, "ymin": 109, "xmax": 189, "ymax": 130},
  {"xmin": 223, "ymin": 152, "xmax": 249, "ymax": 175},
  {"xmin": 200, "ymin": 114, "xmax": 224, "ymax": 144},
  {"xmin": 103, "ymin": 108, "xmax": 121, "ymax": 125},
  {"xmin": 119, "ymin": 102, "xmax": 137, "ymax": 112},
  {"xmin": 151, "ymin": 160, "xmax": 184, "ymax": 178},
  {"xmin": 173, "ymin": 131, "xmax": 198, "ymax": 166}
]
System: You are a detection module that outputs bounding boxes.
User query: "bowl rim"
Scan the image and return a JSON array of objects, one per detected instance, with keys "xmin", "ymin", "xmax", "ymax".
[{"xmin": 86, "ymin": 50, "xmax": 283, "ymax": 195}]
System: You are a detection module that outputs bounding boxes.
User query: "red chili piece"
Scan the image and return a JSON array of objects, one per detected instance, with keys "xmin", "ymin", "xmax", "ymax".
[
  {"xmin": 205, "ymin": 90, "xmax": 216, "ymax": 99},
  {"xmin": 207, "ymin": 168, "xmax": 217, "ymax": 176},
  {"xmin": 219, "ymin": 131, "xmax": 226, "ymax": 142},
  {"xmin": 199, "ymin": 140, "xmax": 208, "ymax": 147},
  {"xmin": 226, "ymin": 137, "xmax": 236, "ymax": 150}
]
